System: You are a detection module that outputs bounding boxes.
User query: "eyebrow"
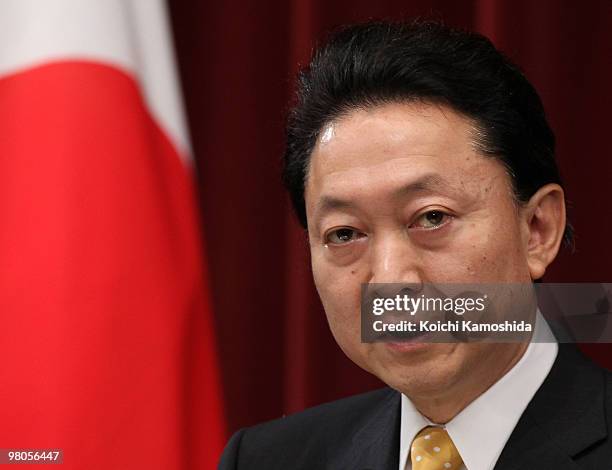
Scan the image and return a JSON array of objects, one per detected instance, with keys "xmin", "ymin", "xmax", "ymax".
[{"xmin": 315, "ymin": 173, "xmax": 453, "ymax": 216}]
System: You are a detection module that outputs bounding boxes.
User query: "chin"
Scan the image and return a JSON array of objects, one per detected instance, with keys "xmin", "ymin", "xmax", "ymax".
[
  {"xmin": 367, "ymin": 344, "xmax": 464, "ymax": 394},
  {"xmin": 386, "ymin": 369, "xmax": 458, "ymax": 397}
]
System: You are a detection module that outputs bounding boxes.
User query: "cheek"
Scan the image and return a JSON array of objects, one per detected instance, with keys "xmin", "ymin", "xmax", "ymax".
[
  {"xmin": 443, "ymin": 215, "xmax": 528, "ymax": 282},
  {"xmin": 311, "ymin": 251, "xmax": 363, "ymax": 337},
  {"xmin": 478, "ymin": 226, "xmax": 527, "ymax": 277},
  {"xmin": 313, "ymin": 270, "xmax": 360, "ymax": 321}
]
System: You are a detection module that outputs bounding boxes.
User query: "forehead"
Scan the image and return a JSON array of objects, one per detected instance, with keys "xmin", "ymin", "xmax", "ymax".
[{"xmin": 305, "ymin": 102, "xmax": 509, "ymax": 205}]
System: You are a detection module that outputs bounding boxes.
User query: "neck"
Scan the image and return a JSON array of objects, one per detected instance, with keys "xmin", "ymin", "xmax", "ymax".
[{"xmin": 409, "ymin": 341, "xmax": 529, "ymax": 424}]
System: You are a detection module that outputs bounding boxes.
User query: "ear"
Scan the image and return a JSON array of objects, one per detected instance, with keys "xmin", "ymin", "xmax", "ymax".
[{"xmin": 520, "ymin": 184, "xmax": 566, "ymax": 280}]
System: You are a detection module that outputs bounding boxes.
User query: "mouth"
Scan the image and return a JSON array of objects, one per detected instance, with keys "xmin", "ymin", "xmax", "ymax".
[
  {"xmin": 372, "ymin": 318, "xmax": 456, "ymax": 351},
  {"xmin": 376, "ymin": 326, "xmax": 428, "ymax": 342},
  {"xmin": 384, "ymin": 337, "xmax": 434, "ymax": 353}
]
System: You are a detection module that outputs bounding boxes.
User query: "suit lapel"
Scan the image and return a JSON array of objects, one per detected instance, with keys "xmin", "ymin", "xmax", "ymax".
[
  {"xmin": 494, "ymin": 344, "xmax": 607, "ymax": 470},
  {"xmin": 329, "ymin": 388, "xmax": 401, "ymax": 470}
]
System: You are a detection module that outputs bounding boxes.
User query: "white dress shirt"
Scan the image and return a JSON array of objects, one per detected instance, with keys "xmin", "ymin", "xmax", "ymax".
[{"xmin": 399, "ymin": 311, "xmax": 558, "ymax": 470}]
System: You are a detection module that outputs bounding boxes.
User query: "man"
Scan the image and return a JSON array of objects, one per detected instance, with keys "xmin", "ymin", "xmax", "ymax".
[{"xmin": 219, "ymin": 21, "xmax": 612, "ymax": 469}]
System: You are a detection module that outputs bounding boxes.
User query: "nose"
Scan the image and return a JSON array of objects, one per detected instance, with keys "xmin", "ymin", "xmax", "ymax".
[{"xmin": 369, "ymin": 230, "xmax": 424, "ymax": 289}]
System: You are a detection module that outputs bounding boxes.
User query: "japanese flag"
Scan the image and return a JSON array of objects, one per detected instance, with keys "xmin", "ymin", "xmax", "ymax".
[{"xmin": 0, "ymin": 1, "xmax": 225, "ymax": 468}]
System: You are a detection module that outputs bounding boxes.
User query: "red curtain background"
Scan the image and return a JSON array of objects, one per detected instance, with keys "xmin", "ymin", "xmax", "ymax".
[{"xmin": 169, "ymin": 0, "xmax": 612, "ymax": 436}]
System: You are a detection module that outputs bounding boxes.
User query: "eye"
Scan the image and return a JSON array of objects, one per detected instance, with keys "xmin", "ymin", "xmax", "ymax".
[
  {"xmin": 410, "ymin": 210, "xmax": 452, "ymax": 230},
  {"xmin": 324, "ymin": 227, "xmax": 365, "ymax": 245}
]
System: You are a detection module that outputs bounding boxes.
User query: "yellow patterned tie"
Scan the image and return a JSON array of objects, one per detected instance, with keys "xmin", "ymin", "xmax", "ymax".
[{"xmin": 410, "ymin": 426, "xmax": 464, "ymax": 470}]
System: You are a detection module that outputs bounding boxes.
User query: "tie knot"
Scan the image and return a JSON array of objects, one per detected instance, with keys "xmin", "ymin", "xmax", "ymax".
[{"xmin": 410, "ymin": 426, "xmax": 463, "ymax": 470}]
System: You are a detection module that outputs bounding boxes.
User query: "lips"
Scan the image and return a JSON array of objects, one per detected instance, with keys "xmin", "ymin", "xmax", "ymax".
[{"xmin": 376, "ymin": 324, "xmax": 427, "ymax": 342}]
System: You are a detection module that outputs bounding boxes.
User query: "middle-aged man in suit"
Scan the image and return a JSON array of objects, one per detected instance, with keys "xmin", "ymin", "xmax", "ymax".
[{"xmin": 219, "ymin": 20, "xmax": 612, "ymax": 469}]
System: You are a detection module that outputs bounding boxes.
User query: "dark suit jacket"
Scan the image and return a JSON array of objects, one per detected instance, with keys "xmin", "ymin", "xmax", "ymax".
[{"xmin": 219, "ymin": 344, "xmax": 612, "ymax": 469}]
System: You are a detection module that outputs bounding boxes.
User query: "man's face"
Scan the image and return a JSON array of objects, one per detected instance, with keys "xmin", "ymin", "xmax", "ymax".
[{"xmin": 305, "ymin": 102, "xmax": 533, "ymax": 399}]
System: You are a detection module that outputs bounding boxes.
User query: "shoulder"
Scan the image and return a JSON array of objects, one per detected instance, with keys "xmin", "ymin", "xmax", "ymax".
[
  {"xmin": 533, "ymin": 343, "xmax": 612, "ymax": 418},
  {"xmin": 243, "ymin": 386, "xmax": 395, "ymax": 439},
  {"xmin": 522, "ymin": 344, "xmax": 612, "ymax": 464},
  {"xmin": 218, "ymin": 387, "xmax": 398, "ymax": 470}
]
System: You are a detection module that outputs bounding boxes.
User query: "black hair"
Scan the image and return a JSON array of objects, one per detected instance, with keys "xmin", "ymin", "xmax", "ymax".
[{"xmin": 282, "ymin": 20, "xmax": 573, "ymax": 246}]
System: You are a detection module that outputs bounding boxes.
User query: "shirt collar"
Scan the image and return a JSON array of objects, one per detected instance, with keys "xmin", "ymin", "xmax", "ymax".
[{"xmin": 399, "ymin": 311, "xmax": 558, "ymax": 470}]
